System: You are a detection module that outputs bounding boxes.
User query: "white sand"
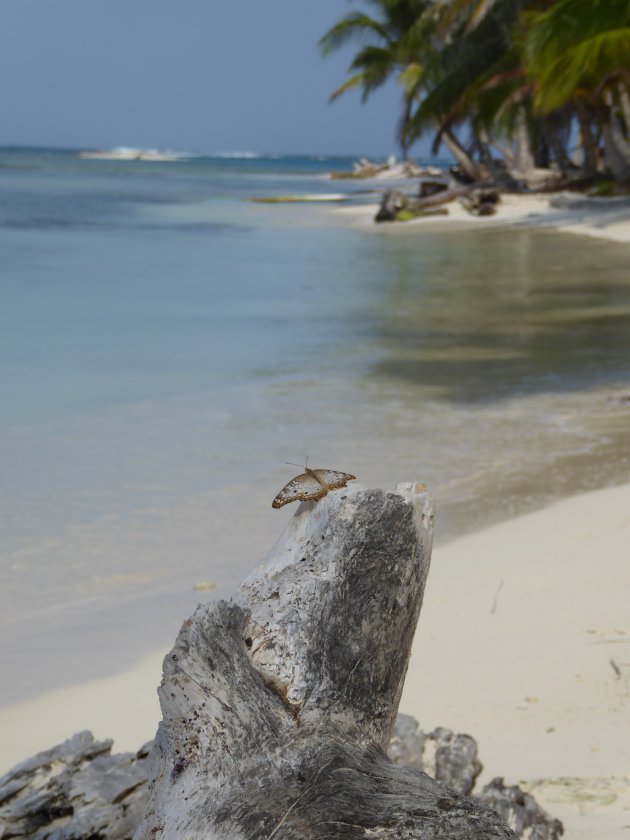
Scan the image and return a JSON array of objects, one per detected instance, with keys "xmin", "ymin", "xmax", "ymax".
[
  {"xmin": 400, "ymin": 480, "xmax": 630, "ymax": 839},
  {"xmin": 337, "ymin": 192, "xmax": 630, "ymax": 243},
  {"xmin": 2, "ymin": 482, "xmax": 629, "ymax": 837},
  {"xmin": 0, "ymin": 651, "xmax": 164, "ymax": 769}
]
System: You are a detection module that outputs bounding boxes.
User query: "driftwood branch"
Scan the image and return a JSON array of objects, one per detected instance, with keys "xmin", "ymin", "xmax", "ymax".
[{"xmin": 375, "ymin": 186, "xmax": 477, "ymax": 222}]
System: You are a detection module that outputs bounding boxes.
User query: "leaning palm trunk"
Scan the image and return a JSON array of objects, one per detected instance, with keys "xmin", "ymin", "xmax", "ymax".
[
  {"xmin": 576, "ymin": 101, "xmax": 600, "ymax": 175},
  {"xmin": 473, "ymin": 127, "xmax": 494, "ymax": 167},
  {"xmin": 490, "ymin": 138, "xmax": 516, "ymax": 167},
  {"xmin": 544, "ymin": 121, "xmax": 573, "ymax": 176},
  {"xmin": 617, "ymin": 81, "xmax": 630, "ymax": 135},
  {"xmin": 513, "ymin": 108, "xmax": 535, "ymax": 175},
  {"xmin": 602, "ymin": 92, "xmax": 630, "ymax": 182},
  {"xmin": 602, "ymin": 121, "xmax": 630, "ymax": 181},
  {"xmin": 399, "ymin": 94, "xmax": 415, "ymax": 161},
  {"xmin": 441, "ymin": 127, "xmax": 490, "ymax": 182}
]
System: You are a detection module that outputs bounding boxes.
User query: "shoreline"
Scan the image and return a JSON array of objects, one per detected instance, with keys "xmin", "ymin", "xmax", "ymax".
[
  {"xmin": 333, "ymin": 191, "xmax": 630, "ymax": 244},
  {"xmin": 1, "ymin": 481, "xmax": 629, "ymax": 838}
]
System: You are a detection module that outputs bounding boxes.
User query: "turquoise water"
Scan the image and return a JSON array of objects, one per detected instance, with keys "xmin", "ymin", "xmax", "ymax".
[{"xmin": 2, "ymin": 147, "xmax": 630, "ymax": 703}]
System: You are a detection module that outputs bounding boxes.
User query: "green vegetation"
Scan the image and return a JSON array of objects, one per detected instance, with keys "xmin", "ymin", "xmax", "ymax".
[
  {"xmin": 320, "ymin": 0, "xmax": 630, "ymax": 184},
  {"xmin": 395, "ymin": 206, "xmax": 449, "ymax": 220}
]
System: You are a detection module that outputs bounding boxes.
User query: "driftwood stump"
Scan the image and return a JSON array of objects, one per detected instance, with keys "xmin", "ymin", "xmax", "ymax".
[
  {"xmin": 0, "ymin": 719, "xmax": 564, "ymax": 839},
  {"xmin": 0, "ymin": 732, "xmax": 151, "ymax": 839},
  {"xmin": 135, "ymin": 483, "xmax": 517, "ymax": 839}
]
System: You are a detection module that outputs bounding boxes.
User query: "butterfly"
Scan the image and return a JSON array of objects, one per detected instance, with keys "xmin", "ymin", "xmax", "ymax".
[{"xmin": 272, "ymin": 465, "xmax": 356, "ymax": 509}]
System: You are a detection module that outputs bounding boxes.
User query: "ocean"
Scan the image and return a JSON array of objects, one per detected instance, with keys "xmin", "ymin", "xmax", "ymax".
[{"xmin": 2, "ymin": 146, "xmax": 630, "ymax": 703}]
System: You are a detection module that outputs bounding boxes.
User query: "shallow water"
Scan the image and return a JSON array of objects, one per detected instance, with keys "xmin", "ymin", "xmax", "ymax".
[{"xmin": 1, "ymin": 148, "xmax": 630, "ymax": 704}]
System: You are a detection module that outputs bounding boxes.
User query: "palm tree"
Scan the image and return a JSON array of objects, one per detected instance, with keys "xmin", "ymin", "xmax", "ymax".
[
  {"xmin": 320, "ymin": 0, "xmax": 630, "ymax": 183},
  {"xmin": 407, "ymin": 0, "xmax": 618, "ymax": 182},
  {"xmin": 404, "ymin": 0, "xmax": 527, "ymax": 180},
  {"xmin": 319, "ymin": 0, "xmax": 435, "ymax": 160},
  {"xmin": 524, "ymin": 0, "xmax": 630, "ymax": 181}
]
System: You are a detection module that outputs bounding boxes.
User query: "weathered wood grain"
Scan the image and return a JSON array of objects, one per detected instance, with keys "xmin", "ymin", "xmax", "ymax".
[
  {"xmin": 134, "ymin": 483, "xmax": 516, "ymax": 839},
  {"xmin": 0, "ymin": 731, "xmax": 151, "ymax": 839}
]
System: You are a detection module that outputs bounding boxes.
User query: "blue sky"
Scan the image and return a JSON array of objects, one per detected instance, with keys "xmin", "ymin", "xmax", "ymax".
[{"xmin": 1, "ymin": 0, "xmax": 435, "ymax": 158}]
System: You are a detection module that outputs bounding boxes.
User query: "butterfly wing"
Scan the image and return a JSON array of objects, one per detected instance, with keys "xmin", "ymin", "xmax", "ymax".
[
  {"xmin": 272, "ymin": 473, "xmax": 329, "ymax": 509},
  {"xmin": 312, "ymin": 469, "xmax": 356, "ymax": 491}
]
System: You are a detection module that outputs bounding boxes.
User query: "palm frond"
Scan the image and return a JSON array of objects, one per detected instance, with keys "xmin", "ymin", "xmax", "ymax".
[
  {"xmin": 319, "ymin": 12, "xmax": 389, "ymax": 55},
  {"xmin": 533, "ymin": 29, "xmax": 630, "ymax": 111},
  {"xmin": 398, "ymin": 11, "xmax": 439, "ymax": 61},
  {"xmin": 330, "ymin": 73, "xmax": 366, "ymax": 103},
  {"xmin": 398, "ymin": 62, "xmax": 424, "ymax": 96},
  {"xmin": 524, "ymin": 0, "xmax": 630, "ymax": 110},
  {"xmin": 407, "ymin": 8, "xmax": 514, "ymax": 132},
  {"xmin": 350, "ymin": 45, "xmax": 398, "ymax": 99}
]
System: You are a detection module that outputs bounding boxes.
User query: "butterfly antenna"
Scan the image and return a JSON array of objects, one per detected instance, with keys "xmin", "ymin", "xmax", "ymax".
[{"xmin": 285, "ymin": 456, "xmax": 309, "ymax": 469}]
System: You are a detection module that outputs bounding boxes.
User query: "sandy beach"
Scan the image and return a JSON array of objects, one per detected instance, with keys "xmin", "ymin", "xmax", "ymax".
[
  {"xmin": 2, "ymin": 480, "xmax": 629, "ymax": 838},
  {"xmin": 336, "ymin": 190, "xmax": 630, "ymax": 244},
  {"xmin": 401, "ymin": 480, "xmax": 630, "ymax": 840}
]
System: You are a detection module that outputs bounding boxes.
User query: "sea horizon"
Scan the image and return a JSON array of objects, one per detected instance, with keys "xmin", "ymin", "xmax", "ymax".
[{"xmin": 0, "ymin": 141, "xmax": 445, "ymax": 161}]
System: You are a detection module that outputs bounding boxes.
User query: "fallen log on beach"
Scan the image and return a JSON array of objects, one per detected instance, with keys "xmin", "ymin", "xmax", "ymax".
[
  {"xmin": 0, "ymin": 482, "xmax": 564, "ymax": 839},
  {"xmin": 375, "ymin": 186, "xmax": 476, "ymax": 222},
  {"xmin": 459, "ymin": 188, "xmax": 502, "ymax": 216}
]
